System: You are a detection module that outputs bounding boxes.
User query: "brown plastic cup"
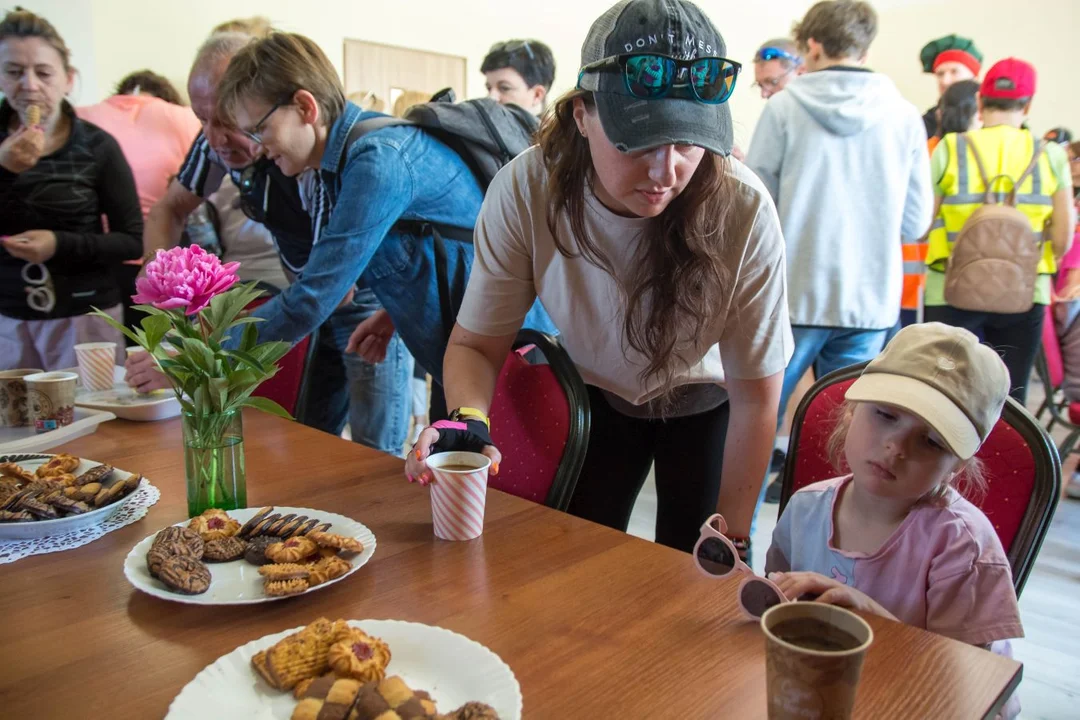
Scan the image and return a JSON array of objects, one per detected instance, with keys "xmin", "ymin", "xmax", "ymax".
[{"xmin": 761, "ymin": 602, "xmax": 874, "ymax": 720}]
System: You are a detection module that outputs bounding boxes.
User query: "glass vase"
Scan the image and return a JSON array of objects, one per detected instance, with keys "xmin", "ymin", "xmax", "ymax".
[{"xmin": 182, "ymin": 408, "xmax": 247, "ymax": 517}]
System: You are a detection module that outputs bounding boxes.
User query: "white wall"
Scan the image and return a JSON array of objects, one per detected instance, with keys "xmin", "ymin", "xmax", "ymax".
[{"xmin": 17, "ymin": 0, "xmax": 1080, "ymax": 147}]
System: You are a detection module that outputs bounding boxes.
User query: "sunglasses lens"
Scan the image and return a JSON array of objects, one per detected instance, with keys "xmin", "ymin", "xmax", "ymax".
[
  {"xmin": 625, "ymin": 54, "xmax": 674, "ymax": 98},
  {"xmin": 696, "ymin": 537, "xmax": 736, "ymax": 576},
  {"xmin": 691, "ymin": 58, "xmax": 738, "ymax": 103},
  {"xmin": 740, "ymin": 579, "xmax": 785, "ymax": 618}
]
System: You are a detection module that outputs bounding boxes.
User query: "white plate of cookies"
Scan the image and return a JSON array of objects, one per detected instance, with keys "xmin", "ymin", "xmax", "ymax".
[
  {"xmin": 0, "ymin": 453, "xmax": 146, "ymax": 540},
  {"xmin": 166, "ymin": 618, "xmax": 521, "ymax": 719},
  {"xmin": 122, "ymin": 506, "xmax": 376, "ymax": 605}
]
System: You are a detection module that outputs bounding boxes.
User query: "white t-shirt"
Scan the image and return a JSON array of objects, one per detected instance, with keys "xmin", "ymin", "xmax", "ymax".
[{"xmin": 456, "ymin": 147, "xmax": 794, "ymax": 407}]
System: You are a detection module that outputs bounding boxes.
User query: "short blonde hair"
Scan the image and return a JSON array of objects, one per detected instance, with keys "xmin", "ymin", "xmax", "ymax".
[
  {"xmin": 391, "ymin": 90, "xmax": 431, "ymax": 118},
  {"xmin": 212, "ymin": 16, "xmax": 273, "ymax": 38},
  {"xmin": 825, "ymin": 400, "xmax": 988, "ymax": 503},
  {"xmin": 216, "ymin": 32, "xmax": 345, "ymax": 129},
  {"xmin": 793, "ymin": 1, "xmax": 877, "ymax": 60}
]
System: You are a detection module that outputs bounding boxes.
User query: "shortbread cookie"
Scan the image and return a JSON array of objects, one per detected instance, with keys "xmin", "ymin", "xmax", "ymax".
[
  {"xmin": 158, "ymin": 555, "xmax": 211, "ymax": 595},
  {"xmin": 445, "ymin": 702, "xmax": 502, "ymax": 720},
  {"xmin": 265, "ymin": 536, "xmax": 318, "ymax": 564},
  {"xmin": 239, "ymin": 506, "xmax": 274, "ymax": 538},
  {"xmin": 265, "ymin": 618, "xmax": 337, "ymax": 690},
  {"xmin": 307, "ymin": 555, "xmax": 352, "ymax": 587},
  {"xmin": 252, "ymin": 649, "xmax": 276, "ymax": 688},
  {"xmin": 307, "ymin": 531, "xmax": 363, "ymax": 554},
  {"xmin": 93, "ymin": 481, "xmax": 126, "ymax": 507},
  {"xmin": 258, "ymin": 563, "xmax": 311, "ymax": 581}
]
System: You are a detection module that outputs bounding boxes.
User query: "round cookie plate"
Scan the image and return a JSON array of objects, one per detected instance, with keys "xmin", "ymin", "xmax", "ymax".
[
  {"xmin": 0, "ymin": 453, "xmax": 146, "ymax": 541},
  {"xmin": 167, "ymin": 619, "xmax": 522, "ymax": 719},
  {"xmin": 122, "ymin": 506, "xmax": 376, "ymax": 605}
]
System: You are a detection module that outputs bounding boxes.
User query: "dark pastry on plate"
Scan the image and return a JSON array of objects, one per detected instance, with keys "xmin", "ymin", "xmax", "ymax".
[
  {"xmin": 158, "ymin": 554, "xmax": 211, "ymax": 595},
  {"xmin": 73, "ymin": 464, "xmax": 113, "ymax": 486},
  {"xmin": 19, "ymin": 495, "xmax": 58, "ymax": 519},
  {"xmin": 152, "ymin": 526, "xmax": 205, "ymax": 558},
  {"xmin": 0, "ymin": 510, "xmax": 34, "ymax": 522},
  {"xmin": 266, "ymin": 512, "xmax": 297, "ymax": 536},
  {"xmin": 250, "ymin": 512, "xmax": 282, "ymax": 537},
  {"xmin": 244, "ymin": 535, "xmax": 278, "ymax": 566},
  {"xmin": 203, "ymin": 536, "xmax": 247, "ymax": 562},
  {"xmin": 293, "ymin": 518, "xmax": 322, "ymax": 537},
  {"xmin": 49, "ymin": 496, "xmax": 91, "ymax": 514},
  {"xmin": 146, "ymin": 541, "xmax": 196, "ymax": 577},
  {"xmin": 239, "ymin": 506, "xmax": 274, "ymax": 538},
  {"xmin": 441, "ymin": 702, "xmax": 502, "ymax": 720},
  {"xmin": 277, "ymin": 514, "xmax": 306, "ymax": 537}
]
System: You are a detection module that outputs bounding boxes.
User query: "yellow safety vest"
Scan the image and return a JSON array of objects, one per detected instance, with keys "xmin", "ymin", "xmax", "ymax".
[{"xmin": 927, "ymin": 126, "xmax": 1058, "ymax": 274}]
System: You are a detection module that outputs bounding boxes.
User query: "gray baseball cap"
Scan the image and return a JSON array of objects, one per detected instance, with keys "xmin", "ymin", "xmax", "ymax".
[{"xmin": 576, "ymin": 0, "xmax": 734, "ymax": 156}]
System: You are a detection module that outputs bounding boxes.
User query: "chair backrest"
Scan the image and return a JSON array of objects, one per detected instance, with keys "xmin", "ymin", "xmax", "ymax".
[
  {"xmin": 1041, "ymin": 304, "xmax": 1065, "ymax": 388},
  {"xmin": 488, "ymin": 330, "xmax": 590, "ymax": 511},
  {"xmin": 245, "ymin": 296, "xmax": 317, "ymax": 416},
  {"xmin": 780, "ymin": 362, "xmax": 1060, "ymax": 597}
]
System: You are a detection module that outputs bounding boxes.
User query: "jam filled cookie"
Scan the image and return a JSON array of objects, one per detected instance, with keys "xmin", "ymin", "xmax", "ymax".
[
  {"xmin": 188, "ymin": 508, "xmax": 242, "ymax": 541},
  {"xmin": 265, "ymin": 535, "xmax": 318, "ymax": 564},
  {"xmin": 158, "ymin": 555, "xmax": 211, "ymax": 595},
  {"xmin": 326, "ymin": 629, "xmax": 391, "ymax": 684},
  {"xmin": 203, "ymin": 536, "xmax": 247, "ymax": 562}
]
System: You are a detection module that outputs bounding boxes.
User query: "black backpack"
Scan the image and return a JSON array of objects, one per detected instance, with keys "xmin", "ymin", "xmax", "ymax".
[{"xmin": 342, "ymin": 93, "xmax": 539, "ymax": 337}]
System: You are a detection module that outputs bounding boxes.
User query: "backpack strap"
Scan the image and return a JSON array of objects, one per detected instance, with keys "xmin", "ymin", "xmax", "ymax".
[
  {"xmin": 1007, "ymin": 139, "xmax": 1046, "ymax": 207},
  {"xmin": 960, "ymin": 133, "xmax": 995, "ymax": 205},
  {"xmin": 338, "ymin": 116, "xmax": 411, "ymax": 173}
]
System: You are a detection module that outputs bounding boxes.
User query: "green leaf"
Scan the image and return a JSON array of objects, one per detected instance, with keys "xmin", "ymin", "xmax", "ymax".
[
  {"xmin": 179, "ymin": 337, "xmax": 216, "ymax": 374},
  {"xmin": 249, "ymin": 341, "xmax": 292, "ymax": 367},
  {"xmin": 207, "ymin": 283, "xmax": 268, "ymax": 345},
  {"xmin": 241, "ymin": 322, "xmax": 259, "ymax": 353},
  {"xmin": 90, "ymin": 306, "xmax": 143, "ymax": 346},
  {"xmin": 222, "ymin": 349, "xmax": 267, "ymax": 374},
  {"xmin": 139, "ymin": 314, "xmax": 172, "ymax": 351},
  {"xmin": 209, "ymin": 376, "xmax": 229, "ymax": 412},
  {"xmin": 241, "ymin": 395, "xmax": 293, "ymax": 420}
]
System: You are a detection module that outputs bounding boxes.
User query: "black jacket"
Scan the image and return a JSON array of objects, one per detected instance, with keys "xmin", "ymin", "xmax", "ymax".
[{"xmin": 0, "ymin": 100, "xmax": 143, "ymax": 320}]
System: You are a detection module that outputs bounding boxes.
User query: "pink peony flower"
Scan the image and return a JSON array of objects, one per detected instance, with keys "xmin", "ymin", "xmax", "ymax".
[{"xmin": 133, "ymin": 245, "xmax": 240, "ymax": 315}]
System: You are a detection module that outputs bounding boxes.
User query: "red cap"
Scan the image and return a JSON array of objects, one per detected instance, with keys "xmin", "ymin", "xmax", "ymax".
[
  {"xmin": 980, "ymin": 58, "xmax": 1036, "ymax": 100},
  {"xmin": 933, "ymin": 49, "xmax": 981, "ymax": 77}
]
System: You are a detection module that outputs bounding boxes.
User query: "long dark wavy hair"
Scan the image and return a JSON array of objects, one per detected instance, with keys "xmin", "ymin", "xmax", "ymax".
[{"xmin": 536, "ymin": 90, "xmax": 737, "ymax": 397}]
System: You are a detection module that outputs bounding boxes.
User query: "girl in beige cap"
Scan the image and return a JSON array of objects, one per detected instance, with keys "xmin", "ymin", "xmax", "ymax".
[{"xmin": 765, "ymin": 322, "xmax": 1023, "ymax": 717}]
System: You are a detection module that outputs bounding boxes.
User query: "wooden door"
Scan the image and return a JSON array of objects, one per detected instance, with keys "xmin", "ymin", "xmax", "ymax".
[{"xmin": 343, "ymin": 40, "xmax": 467, "ymax": 117}]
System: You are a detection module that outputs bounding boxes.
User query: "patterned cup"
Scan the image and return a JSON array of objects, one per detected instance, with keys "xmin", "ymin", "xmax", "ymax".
[
  {"xmin": 761, "ymin": 602, "xmax": 874, "ymax": 720},
  {"xmin": 74, "ymin": 342, "xmax": 117, "ymax": 392},
  {"xmin": 427, "ymin": 451, "xmax": 491, "ymax": 541},
  {"xmin": 23, "ymin": 371, "xmax": 78, "ymax": 433},
  {"xmin": 0, "ymin": 369, "xmax": 44, "ymax": 427}
]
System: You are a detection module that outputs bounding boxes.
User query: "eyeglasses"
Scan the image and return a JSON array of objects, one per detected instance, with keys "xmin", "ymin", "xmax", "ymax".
[
  {"xmin": 241, "ymin": 101, "xmax": 286, "ymax": 144},
  {"xmin": 752, "ymin": 66, "xmax": 798, "ymax": 93},
  {"xmin": 21, "ymin": 261, "xmax": 55, "ymax": 314},
  {"xmin": 754, "ymin": 47, "xmax": 803, "ymax": 65},
  {"xmin": 490, "ymin": 40, "xmax": 535, "ymax": 60},
  {"xmin": 578, "ymin": 53, "xmax": 741, "ymax": 105},
  {"xmin": 693, "ymin": 514, "xmax": 789, "ymax": 620}
]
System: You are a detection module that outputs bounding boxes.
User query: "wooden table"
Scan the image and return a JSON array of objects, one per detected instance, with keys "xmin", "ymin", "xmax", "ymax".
[{"xmin": 0, "ymin": 412, "xmax": 1021, "ymax": 718}]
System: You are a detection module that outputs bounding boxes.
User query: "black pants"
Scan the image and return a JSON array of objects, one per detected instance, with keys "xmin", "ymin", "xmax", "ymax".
[
  {"xmin": 566, "ymin": 386, "xmax": 730, "ymax": 553},
  {"xmin": 923, "ymin": 303, "xmax": 1044, "ymax": 404}
]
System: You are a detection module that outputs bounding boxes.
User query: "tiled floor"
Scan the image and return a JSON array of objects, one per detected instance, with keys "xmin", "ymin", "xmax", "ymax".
[{"xmin": 626, "ymin": 378, "xmax": 1080, "ymax": 719}]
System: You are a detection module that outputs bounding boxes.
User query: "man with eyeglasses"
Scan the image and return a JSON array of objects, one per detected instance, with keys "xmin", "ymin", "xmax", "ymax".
[
  {"xmin": 752, "ymin": 39, "xmax": 804, "ymax": 99},
  {"xmin": 132, "ymin": 30, "xmax": 413, "ymax": 456},
  {"xmin": 481, "ymin": 39, "xmax": 556, "ymax": 116}
]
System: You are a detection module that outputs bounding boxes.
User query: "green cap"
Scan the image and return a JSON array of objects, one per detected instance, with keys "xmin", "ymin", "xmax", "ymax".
[{"xmin": 919, "ymin": 35, "xmax": 983, "ymax": 74}]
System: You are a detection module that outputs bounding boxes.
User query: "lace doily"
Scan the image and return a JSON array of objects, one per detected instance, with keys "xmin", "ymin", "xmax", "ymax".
[{"xmin": 0, "ymin": 481, "xmax": 161, "ymax": 564}]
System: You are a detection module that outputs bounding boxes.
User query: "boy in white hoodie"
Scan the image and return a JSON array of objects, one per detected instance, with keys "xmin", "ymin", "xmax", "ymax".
[{"xmin": 746, "ymin": 0, "xmax": 933, "ymax": 457}]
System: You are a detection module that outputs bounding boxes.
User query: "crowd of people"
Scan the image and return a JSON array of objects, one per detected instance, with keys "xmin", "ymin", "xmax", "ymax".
[{"xmin": 3, "ymin": 1, "xmax": 1076, "ymax": 714}]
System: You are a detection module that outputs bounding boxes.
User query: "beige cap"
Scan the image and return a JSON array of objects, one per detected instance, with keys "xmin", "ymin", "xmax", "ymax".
[{"xmin": 845, "ymin": 323, "xmax": 1010, "ymax": 459}]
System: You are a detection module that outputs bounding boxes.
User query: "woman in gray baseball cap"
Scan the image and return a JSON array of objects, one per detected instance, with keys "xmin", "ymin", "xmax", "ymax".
[{"xmin": 406, "ymin": 0, "xmax": 793, "ymax": 557}]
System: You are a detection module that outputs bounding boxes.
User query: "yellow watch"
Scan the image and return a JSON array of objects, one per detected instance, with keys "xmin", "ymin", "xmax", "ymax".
[{"xmin": 450, "ymin": 407, "xmax": 490, "ymax": 429}]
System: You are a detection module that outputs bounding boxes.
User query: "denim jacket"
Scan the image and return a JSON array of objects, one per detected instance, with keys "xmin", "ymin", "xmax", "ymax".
[{"xmin": 234, "ymin": 102, "xmax": 554, "ymax": 381}]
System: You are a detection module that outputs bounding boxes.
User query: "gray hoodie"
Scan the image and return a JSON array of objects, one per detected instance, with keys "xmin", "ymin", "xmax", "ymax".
[{"xmin": 746, "ymin": 69, "xmax": 933, "ymax": 329}]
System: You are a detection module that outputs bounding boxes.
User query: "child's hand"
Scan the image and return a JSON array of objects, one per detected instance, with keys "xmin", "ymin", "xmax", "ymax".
[{"xmin": 768, "ymin": 571, "xmax": 898, "ymax": 621}]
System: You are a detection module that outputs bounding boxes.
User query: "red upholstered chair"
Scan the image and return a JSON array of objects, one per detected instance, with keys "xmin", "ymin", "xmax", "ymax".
[
  {"xmin": 488, "ymin": 330, "xmax": 590, "ymax": 511},
  {"xmin": 245, "ymin": 296, "xmax": 317, "ymax": 416},
  {"xmin": 779, "ymin": 362, "xmax": 1060, "ymax": 597}
]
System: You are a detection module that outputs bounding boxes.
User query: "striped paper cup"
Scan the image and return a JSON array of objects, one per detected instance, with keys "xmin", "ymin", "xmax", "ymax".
[
  {"xmin": 74, "ymin": 342, "xmax": 116, "ymax": 392},
  {"xmin": 427, "ymin": 451, "xmax": 491, "ymax": 541}
]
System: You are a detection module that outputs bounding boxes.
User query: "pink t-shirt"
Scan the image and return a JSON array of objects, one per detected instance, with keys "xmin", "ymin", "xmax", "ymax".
[
  {"xmin": 1056, "ymin": 229, "xmax": 1080, "ymax": 294},
  {"xmin": 765, "ymin": 476, "xmax": 1023, "ymax": 647},
  {"xmin": 77, "ymin": 95, "xmax": 201, "ymax": 217}
]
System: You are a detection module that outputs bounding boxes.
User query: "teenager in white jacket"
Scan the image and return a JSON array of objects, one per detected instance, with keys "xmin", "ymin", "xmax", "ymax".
[{"xmin": 746, "ymin": 0, "xmax": 933, "ymax": 448}]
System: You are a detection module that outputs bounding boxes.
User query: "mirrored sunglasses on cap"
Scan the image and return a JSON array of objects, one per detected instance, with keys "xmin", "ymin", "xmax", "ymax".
[
  {"xmin": 754, "ymin": 47, "xmax": 802, "ymax": 65},
  {"xmin": 578, "ymin": 53, "xmax": 741, "ymax": 105},
  {"xmin": 489, "ymin": 39, "xmax": 535, "ymax": 60},
  {"xmin": 693, "ymin": 514, "xmax": 789, "ymax": 620}
]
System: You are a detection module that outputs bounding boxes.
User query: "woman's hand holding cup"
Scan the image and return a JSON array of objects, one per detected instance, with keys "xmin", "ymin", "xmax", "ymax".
[{"xmin": 405, "ymin": 418, "xmax": 502, "ymax": 485}]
